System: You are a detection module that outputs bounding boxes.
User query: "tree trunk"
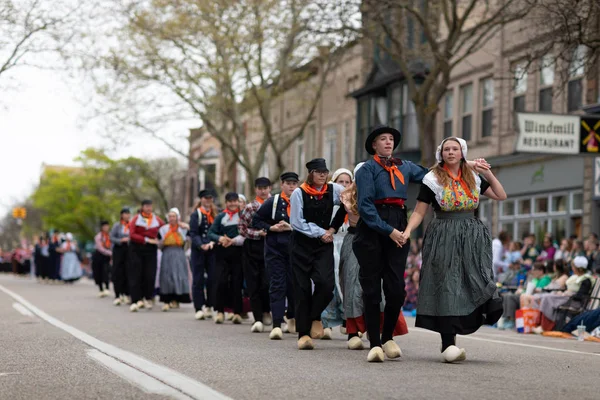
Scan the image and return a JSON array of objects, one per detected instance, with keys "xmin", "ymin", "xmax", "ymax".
[{"xmin": 418, "ymin": 107, "xmax": 439, "ymax": 168}]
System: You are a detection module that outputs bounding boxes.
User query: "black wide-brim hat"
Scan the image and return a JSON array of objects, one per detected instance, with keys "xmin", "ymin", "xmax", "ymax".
[{"xmin": 365, "ymin": 126, "xmax": 401, "ymax": 155}]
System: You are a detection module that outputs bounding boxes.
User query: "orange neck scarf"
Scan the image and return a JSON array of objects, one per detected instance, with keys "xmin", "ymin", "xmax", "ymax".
[
  {"xmin": 121, "ymin": 219, "xmax": 129, "ymax": 233},
  {"xmin": 280, "ymin": 192, "xmax": 291, "ymax": 217},
  {"xmin": 255, "ymin": 196, "xmax": 265, "ymax": 205},
  {"xmin": 101, "ymin": 232, "xmax": 111, "ymax": 248},
  {"xmin": 199, "ymin": 207, "xmax": 214, "ymax": 225},
  {"xmin": 374, "ymin": 155, "xmax": 405, "ymax": 190},
  {"xmin": 141, "ymin": 212, "xmax": 153, "ymax": 227},
  {"xmin": 225, "ymin": 208, "xmax": 238, "ymax": 219},
  {"xmin": 165, "ymin": 224, "xmax": 183, "ymax": 246},
  {"xmin": 443, "ymin": 164, "xmax": 475, "ymax": 201},
  {"xmin": 300, "ymin": 182, "xmax": 328, "ymax": 198}
]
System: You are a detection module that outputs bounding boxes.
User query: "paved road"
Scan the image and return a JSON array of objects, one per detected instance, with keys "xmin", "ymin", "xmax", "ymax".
[{"xmin": 1, "ymin": 274, "xmax": 599, "ymax": 400}]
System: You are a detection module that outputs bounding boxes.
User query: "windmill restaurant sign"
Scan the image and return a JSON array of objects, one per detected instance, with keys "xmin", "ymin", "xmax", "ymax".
[{"xmin": 516, "ymin": 112, "xmax": 600, "ymax": 155}]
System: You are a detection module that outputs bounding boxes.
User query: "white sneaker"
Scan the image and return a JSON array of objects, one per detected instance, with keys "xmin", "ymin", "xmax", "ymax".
[
  {"xmin": 382, "ymin": 340, "xmax": 402, "ymax": 359},
  {"xmin": 195, "ymin": 310, "xmax": 206, "ymax": 320},
  {"xmin": 497, "ymin": 317, "xmax": 506, "ymax": 330},
  {"xmin": 533, "ymin": 326, "xmax": 544, "ymax": 335},
  {"xmin": 269, "ymin": 327, "xmax": 283, "ymax": 340},
  {"xmin": 367, "ymin": 346, "xmax": 385, "ymax": 362},
  {"xmin": 129, "ymin": 303, "xmax": 140, "ymax": 312},
  {"xmin": 251, "ymin": 321, "xmax": 264, "ymax": 333},
  {"xmin": 113, "ymin": 298, "xmax": 122, "ymax": 306},
  {"xmin": 442, "ymin": 345, "xmax": 464, "ymax": 363},
  {"xmin": 161, "ymin": 304, "xmax": 170, "ymax": 312},
  {"xmin": 263, "ymin": 313, "xmax": 272, "ymax": 326},
  {"xmin": 348, "ymin": 336, "xmax": 364, "ymax": 350},
  {"xmin": 322, "ymin": 328, "xmax": 332, "ymax": 340}
]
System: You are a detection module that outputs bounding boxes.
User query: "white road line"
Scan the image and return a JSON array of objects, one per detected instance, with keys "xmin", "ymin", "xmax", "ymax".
[
  {"xmin": 12, "ymin": 302, "xmax": 34, "ymax": 317},
  {"xmin": 0, "ymin": 284, "xmax": 232, "ymax": 400},
  {"xmin": 86, "ymin": 350, "xmax": 192, "ymax": 400},
  {"xmin": 410, "ymin": 327, "xmax": 600, "ymax": 357}
]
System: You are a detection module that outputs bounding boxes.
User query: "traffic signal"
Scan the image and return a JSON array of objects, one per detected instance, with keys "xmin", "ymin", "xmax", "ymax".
[{"xmin": 12, "ymin": 207, "xmax": 26, "ymax": 219}]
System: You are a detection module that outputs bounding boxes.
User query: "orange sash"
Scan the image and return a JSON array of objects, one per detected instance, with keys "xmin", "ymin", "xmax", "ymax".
[
  {"xmin": 443, "ymin": 164, "xmax": 475, "ymax": 201},
  {"xmin": 164, "ymin": 224, "xmax": 183, "ymax": 246},
  {"xmin": 300, "ymin": 182, "xmax": 328, "ymax": 198},
  {"xmin": 280, "ymin": 192, "xmax": 291, "ymax": 217},
  {"xmin": 374, "ymin": 155, "xmax": 405, "ymax": 190},
  {"xmin": 199, "ymin": 207, "xmax": 214, "ymax": 225}
]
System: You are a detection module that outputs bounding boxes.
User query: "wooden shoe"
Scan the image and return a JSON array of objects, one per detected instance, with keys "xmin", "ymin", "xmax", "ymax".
[
  {"xmin": 297, "ymin": 335, "xmax": 314, "ymax": 350},
  {"xmin": 456, "ymin": 348, "xmax": 467, "ymax": 361},
  {"xmin": 144, "ymin": 300, "xmax": 153, "ymax": 309},
  {"xmin": 251, "ymin": 321, "xmax": 264, "ymax": 332},
  {"xmin": 310, "ymin": 320, "xmax": 324, "ymax": 339},
  {"xmin": 203, "ymin": 306, "xmax": 213, "ymax": 319},
  {"xmin": 322, "ymin": 328, "xmax": 332, "ymax": 340},
  {"xmin": 123, "ymin": 296, "xmax": 132, "ymax": 305},
  {"xmin": 348, "ymin": 336, "xmax": 364, "ymax": 350},
  {"xmin": 285, "ymin": 318, "xmax": 296, "ymax": 334},
  {"xmin": 441, "ymin": 345, "xmax": 463, "ymax": 363},
  {"xmin": 215, "ymin": 312, "xmax": 224, "ymax": 324},
  {"xmin": 269, "ymin": 327, "xmax": 283, "ymax": 340},
  {"xmin": 367, "ymin": 346, "xmax": 385, "ymax": 362},
  {"xmin": 232, "ymin": 314, "xmax": 243, "ymax": 324},
  {"xmin": 382, "ymin": 340, "xmax": 402, "ymax": 359},
  {"xmin": 195, "ymin": 310, "xmax": 206, "ymax": 320},
  {"xmin": 340, "ymin": 326, "xmax": 347, "ymax": 335},
  {"xmin": 129, "ymin": 303, "xmax": 140, "ymax": 312},
  {"xmin": 113, "ymin": 298, "xmax": 122, "ymax": 306},
  {"xmin": 137, "ymin": 300, "xmax": 145, "ymax": 309},
  {"xmin": 169, "ymin": 301, "xmax": 180, "ymax": 309},
  {"xmin": 161, "ymin": 304, "xmax": 170, "ymax": 312}
]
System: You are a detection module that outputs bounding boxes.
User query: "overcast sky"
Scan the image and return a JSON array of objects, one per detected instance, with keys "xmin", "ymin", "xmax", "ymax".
[{"xmin": 0, "ymin": 66, "xmax": 192, "ymax": 217}]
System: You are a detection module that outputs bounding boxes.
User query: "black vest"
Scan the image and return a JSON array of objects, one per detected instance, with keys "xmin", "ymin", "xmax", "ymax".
[{"xmin": 300, "ymin": 185, "xmax": 334, "ymax": 230}]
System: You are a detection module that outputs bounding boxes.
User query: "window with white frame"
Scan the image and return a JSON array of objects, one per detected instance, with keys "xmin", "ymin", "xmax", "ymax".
[
  {"xmin": 513, "ymin": 62, "xmax": 528, "ymax": 113},
  {"xmin": 460, "ymin": 83, "xmax": 473, "ymax": 141},
  {"xmin": 324, "ymin": 125, "xmax": 337, "ymax": 170},
  {"xmin": 568, "ymin": 45, "xmax": 586, "ymax": 112},
  {"xmin": 539, "ymin": 55, "xmax": 554, "ymax": 112},
  {"xmin": 295, "ymin": 137, "xmax": 305, "ymax": 176},
  {"xmin": 499, "ymin": 190, "xmax": 583, "ymax": 242},
  {"xmin": 481, "ymin": 78, "xmax": 494, "ymax": 137},
  {"xmin": 443, "ymin": 90, "xmax": 453, "ymax": 138}
]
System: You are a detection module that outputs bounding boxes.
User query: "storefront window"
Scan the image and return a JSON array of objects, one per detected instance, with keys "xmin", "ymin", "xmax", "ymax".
[
  {"xmin": 551, "ymin": 219, "xmax": 567, "ymax": 242},
  {"xmin": 517, "ymin": 221, "xmax": 531, "ymax": 240},
  {"xmin": 534, "ymin": 197, "xmax": 548, "ymax": 214},
  {"xmin": 571, "ymin": 192, "xmax": 583, "ymax": 212},
  {"xmin": 518, "ymin": 198, "xmax": 531, "ymax": 215},
  {"xmin": 551, "ymin": 194, "xmax": 567, "ymax": 212},
  {"xmin": 501, "ymin": 200, "xmax": 515, "ymax": 217}
]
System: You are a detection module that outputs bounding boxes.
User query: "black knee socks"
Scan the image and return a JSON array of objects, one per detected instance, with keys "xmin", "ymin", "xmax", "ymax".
[
  {"xmin": 365, "ymin": 302, "xmax": 382, "ymax": 348},
  {"xmin": 441, "ymin": 334, "xmax": 456, "ymax": 352}
]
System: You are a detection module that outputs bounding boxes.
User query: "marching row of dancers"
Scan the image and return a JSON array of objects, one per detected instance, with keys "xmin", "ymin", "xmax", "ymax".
[{"xmin": 88, "ymin": 126, "xmax": 507, "ymax": 363}]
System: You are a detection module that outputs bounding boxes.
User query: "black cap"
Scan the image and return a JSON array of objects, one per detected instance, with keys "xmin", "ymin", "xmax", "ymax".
[
  {"xmin": 225, "ymin": 192, "xmax": 239, "ymax": 202},
  {"xmin": 254, "ymin": 177, "xmax": 272, "ymax": 187},
  {"xmin": 365, "ymin": 125, "xmax": 401, "ymax": 155},
  {"xmin": 306, "ymin": 158, "xmax": 328, "ymax": 172},
  {"xmin": 100, "ymin": 220, "xmax": 110, "ymax": 227},
  {"xmin": 198, "ymin": 189, "xmax": 216, "ymax": 198},
  {"xmin": 120, "ymin": 207, "xmax": 130, "ymax": 215},
  {"xmin": 280, "ymin": 172, "xmax": 299, "ymax": 182},
  {"xmin": 141, "ymin": 199, "xmax": 153, "ymax": 206}
]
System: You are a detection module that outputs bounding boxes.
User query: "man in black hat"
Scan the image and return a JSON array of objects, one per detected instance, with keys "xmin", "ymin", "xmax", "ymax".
[
  {"xmin": 353, "ymin": 125, "xmax": 482, "ymax": 362},
  {"xmin": 252, "ymin": 172, "xmax": 299, "ymax": 339},
  {"xmin": 128, "ymin": 199, "xmax": 164, "ymax": 312},
  {"xmin": 189, "ymin": 189, "xmax": 218, "ymax": 320},
  {"xmin": 110, "ymin": 208, "xmax": 132, "ymax": 306},
  {"xmin": 290, "ymin": 158, "xmax": 347, "ymax": 350},
  {"xmin": 238, "ymin": 177, "xmax": 272, "ymax": 333},
  {"xmin": 92, "ymin": 220, "xmax": 113, "ymax": 298},
  {"xmin": 208, "ymin": 192, "xmax": 246, "ymax": 324}
]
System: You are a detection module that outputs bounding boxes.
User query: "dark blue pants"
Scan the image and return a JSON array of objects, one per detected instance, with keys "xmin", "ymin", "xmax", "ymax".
[
  {"xmin": 191, "ymin": 248, "xmax": 216, "ymax": 312},
  {"xmin": 265, "ymin": 236, "xmax": 294, "ymax": 327},
  {"xmin": 561, "ymin": 308, "xmax": 600, "ymax": 333}
]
